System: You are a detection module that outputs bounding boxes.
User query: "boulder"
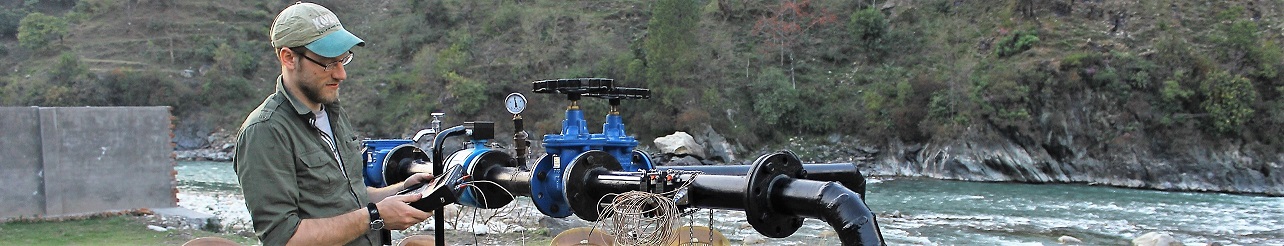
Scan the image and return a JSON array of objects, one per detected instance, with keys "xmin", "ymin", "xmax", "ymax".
[
  {"xmin": 654, "ymin": 132, "xmax": 706, "ymax": 159},
  {"xmin": 1058, "ymin": 235, "xmax": 1083, "ymax": 244},
  {"xmin": 1132, "ymin": 232, "xmax": 1181, "ymax": 246},
  {"xmin": 699, "ymin": 125, "xmax": 736, "ymax": 163}
]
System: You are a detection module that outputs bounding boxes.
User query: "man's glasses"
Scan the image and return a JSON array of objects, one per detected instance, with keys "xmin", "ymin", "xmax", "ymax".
[{"xmin": 296, "ymin": 50, "xmax": 354, "ymax": 71}]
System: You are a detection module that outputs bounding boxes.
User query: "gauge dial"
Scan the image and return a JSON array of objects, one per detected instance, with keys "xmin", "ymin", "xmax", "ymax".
[{"xmin": 505, "ymin": 93, "xmax": 527, "ymax": 114}]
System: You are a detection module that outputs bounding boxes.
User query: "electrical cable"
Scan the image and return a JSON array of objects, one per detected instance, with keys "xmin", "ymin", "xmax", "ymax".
[{"xmin": 457, "ymin": 180, "xmax": 519, "ymax": 245}]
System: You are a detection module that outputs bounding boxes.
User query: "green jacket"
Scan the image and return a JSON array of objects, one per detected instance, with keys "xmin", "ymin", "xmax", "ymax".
[{"xmin": 234, "ymin": 76, "xmax": 375, "ymax": 246}]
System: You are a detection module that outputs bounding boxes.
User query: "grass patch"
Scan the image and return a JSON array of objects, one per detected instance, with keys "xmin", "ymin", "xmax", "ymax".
[{"xmin": 0, "ymin": 215, "xmax": 255, "ymax": 246}]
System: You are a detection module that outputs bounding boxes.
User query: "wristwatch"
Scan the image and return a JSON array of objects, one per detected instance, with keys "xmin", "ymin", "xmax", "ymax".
[{"xmin": 367, "ymin": 203, "xmax": 384, "ymax": 231}]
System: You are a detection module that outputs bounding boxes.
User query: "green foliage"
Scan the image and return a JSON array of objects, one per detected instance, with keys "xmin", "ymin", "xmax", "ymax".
[
  {"xmin": 1160, "ymin": 80, "xmax": 1194, "ymax": 103},
  {"xmin": 212, "ymin": 43, "xmax": 260, "ymax": 77},
  {"xmin": 481, "ymin": 5, "xmax": 521, "ymax": 37},
  {"xmin": 435, "ymin": 41, "xmax": 471, "ymax": 76},
  {"xmin": 444, "ymin": 71, "xmax": 487, "ymax": 115},
  {"xmin": 928, "ymin": 89, "xmax": 970, "ymax": 126},
  {"xmin": 1201, "ymin": 71, "xmax": 1257, "ymax": 134},
  {"xmin": 849, "ymin": 8, "xmax": 886, "ymax": 50},
  {"xmin": 971, "ymin": 63, "xmax": 1031, "ymax": 124},
  {"xmin": 1222, "ymin": 20, "xmax": 1258, "ymax": 54},
  {"xmin": 0, "ymin": 215, "xmax": 255, "ymax": 245},
  {"xmin": 50, "ymin": 52, "xmax": 88, "ymax": 84},
  {"xmin": 0, "ymin": 8, "xmax": 25, "ymax": 38},
  {"xmin": 1218, "ymin": 19, "xmax": 1280, "ymax": 80},
  {"xmin": 201, "ymin": 76, "xmax": 254, "ymax": 106},
  {"xmin": 643, "ymin": 0, "xmax": 700, "ymax": 107},
  {"xmin": 1253, "ymin": 40, "xmax": 1282, "ymax": 80},
  {"xmin": 859, "ymin": 66, "xmax": 912, "ymax": 132},
  {"xmin": 1154, "ymin": 69, "xmax": 1197, "ymax": 126},
  {"xmin": 625, "ymin": 58, "xmax": 645, "ymax": 84},
  {"xmin": 995, "ymin": 29, "xmax": 1039, "ymax": 57},
  {"xmin": 98, "ymin": 69, "xmax": 185, "ymax": 107},
  {"xmin": 1060, "ymin": 52, "xmax": 1099, "ymax": 68},
  {"xmin": 17, "ymin": 12, "xmax": 67, "ymax": 50},
  {"xmin": 750, "ymin": 67, "xmax": 798, "ymax": 127}
]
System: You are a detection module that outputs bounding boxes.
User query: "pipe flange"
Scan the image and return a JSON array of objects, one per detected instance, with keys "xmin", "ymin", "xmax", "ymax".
[
  {"xmin": 564, "ymin": 150, "xmax": 623, "ymax": 221},
  {"xmin": 464, "ymin": 150, "xmax": 515, "ymax": 208},
  {"xmin": 529, "ymin": 154, "xmax": 572, "ymax": 217},
  {"xmin": 631, "ymin": 149, "xmax": 653, "ymax": 169},
  {"xmin": 382, "ymin": 144, "xmax": 429, "ymax": 186},
  {"xmin": 744, "ymin": 151, "xmax": 805, "ymax": 238}
]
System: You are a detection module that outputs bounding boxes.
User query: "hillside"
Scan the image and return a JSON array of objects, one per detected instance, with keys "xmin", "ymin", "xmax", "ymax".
[{"xmin": 1, "ymin": 0, "xmax": 1281, "ymax": 194}]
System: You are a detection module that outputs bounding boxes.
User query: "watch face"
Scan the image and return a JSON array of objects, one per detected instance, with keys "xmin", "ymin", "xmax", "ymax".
[{"xmin": 370, "ymin": 219, "xmax": 385, "ymax": 231}]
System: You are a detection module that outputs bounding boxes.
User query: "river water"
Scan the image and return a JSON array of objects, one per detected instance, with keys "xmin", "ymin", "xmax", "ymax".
[{"xmin": 176, "ymin": 161, "xmax": 1283, "ymax": 245}]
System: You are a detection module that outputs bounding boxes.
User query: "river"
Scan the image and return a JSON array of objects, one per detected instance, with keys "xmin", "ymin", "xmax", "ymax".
[{"xmin": 176, "ymin": 161, "xmax": 1283, "ymax": 245}]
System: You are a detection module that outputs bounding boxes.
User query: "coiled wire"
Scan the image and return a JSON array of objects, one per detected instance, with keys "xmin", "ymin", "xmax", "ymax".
[
  {"xmin": 596, "ymin": 191, "xmax": 680, "ymax": 245},
  {"xmin": 589, "ymin": 172, "xmax": 699, "ymax": 246}
]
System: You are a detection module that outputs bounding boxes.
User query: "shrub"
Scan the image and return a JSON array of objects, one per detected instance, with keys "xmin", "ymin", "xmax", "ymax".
[
  {"xmin": 750, "ymin": 67, "xmax": 798, "ymax": 126},
  {"xmin": 435, "ymin": 42, "xmax": 470, "ymax": 76},
  {"xmin": 444, "ymin": 71, "xmax": 487, "ymax": 115},
  {"xmin": 50, "ymin": 52, "xmax": 88, "ymax": 86},
  {"xmin": 1201, "ymin": 71, "xmax": 1257, "ymax": 134},
  {"xmin": 201, "ymin": 76, "xmax": 254, "ymax": 105},
  {"xmin": 212, "ymin": 43, "xmax": 260, "ymax": 77},
  {"xmin": 995, "ymin": 29, "xmax": 1039, "ymax": 58}
]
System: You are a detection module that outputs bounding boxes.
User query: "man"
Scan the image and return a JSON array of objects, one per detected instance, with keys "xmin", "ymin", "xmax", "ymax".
[{"xmin": 234, "ymin": 2, "xmax": 432, "ymax": 245}]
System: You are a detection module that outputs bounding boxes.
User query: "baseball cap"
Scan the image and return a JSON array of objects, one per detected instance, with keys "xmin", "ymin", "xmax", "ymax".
[{"xmin": 270, "ymin": 2, "xmax": 365, "ymax": 58}]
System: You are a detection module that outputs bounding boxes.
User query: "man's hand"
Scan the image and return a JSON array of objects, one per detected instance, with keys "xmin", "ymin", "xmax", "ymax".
[
  {"xmin": 375, "ymin": 194, "xmax": 431, "ymax": 230},
  {"xmin": 400, "ymin": 172, "xmax": 435, "ymax": 191}
]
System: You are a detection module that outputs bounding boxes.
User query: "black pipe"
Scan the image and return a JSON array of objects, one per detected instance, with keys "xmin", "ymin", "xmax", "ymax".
[
  {"xmin": 480, "ymin": 166, "xmax": 533, "ymax": 197},
  {"xmin": 775, "ymin": 180, "xmax": 884, "ymax": 246},
  {"xmin": 662, "ymin": 163, "xmax": 868, "ymax": 199},
  {"xmin": 429, "ymin": 125, "xmax": 466, "ymax": 246},
  {"xmin": 684, "ymin": 175, "xmax": 746, "ymax": 210},
  {"xmin": 679, "ymin": 175, "xmax": 882, "ymax": 245}
]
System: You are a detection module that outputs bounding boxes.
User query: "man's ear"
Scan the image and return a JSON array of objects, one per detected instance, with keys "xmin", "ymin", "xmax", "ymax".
[{"xmin": 278, "ymin": 47, "xmax": 297, "ymax": 70}]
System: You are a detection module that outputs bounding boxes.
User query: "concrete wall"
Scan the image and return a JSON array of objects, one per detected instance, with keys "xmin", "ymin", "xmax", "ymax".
[{"xmin": 0, "ymin": 107, "xmax": 176, "ymax": 220}]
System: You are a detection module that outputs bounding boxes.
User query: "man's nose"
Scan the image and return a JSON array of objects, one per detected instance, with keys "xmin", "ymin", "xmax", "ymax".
[{"xmin": 332, "ymin": 63, "xmax": 347, "ymax": 81}]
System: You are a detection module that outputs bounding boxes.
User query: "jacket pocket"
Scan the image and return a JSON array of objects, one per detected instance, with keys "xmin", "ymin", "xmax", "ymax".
[{"xmin": 296, "ymin": 149, "xmax": 342, "ymax": 196}]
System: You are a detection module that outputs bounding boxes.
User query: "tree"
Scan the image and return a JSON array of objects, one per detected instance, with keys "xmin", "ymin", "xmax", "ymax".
[
  {"xmin": 848, "ymin": 7, "xmax": 886, "ymax": 61},
  {"xmin": 751, "ymin": 0, "xmax": 838, "ymax": 89},
  {"xmin": 17, "ymin": 12, "xmax": 67, "ymax": 50},
  {"xmin": 643, "ymin": 0, "xmax": 700, "ymax": 107}
]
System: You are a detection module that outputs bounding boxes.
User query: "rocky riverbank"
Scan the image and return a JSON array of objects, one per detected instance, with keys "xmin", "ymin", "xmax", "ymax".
[{"xmin": 858, "ymin": 122, "xmax": 1284, "ymax": 196}]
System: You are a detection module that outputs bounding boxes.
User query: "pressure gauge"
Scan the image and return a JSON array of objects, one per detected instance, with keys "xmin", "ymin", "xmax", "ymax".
[{"xmin": 505, "ymin": 93, "xmax": 527, "ymax": 114}]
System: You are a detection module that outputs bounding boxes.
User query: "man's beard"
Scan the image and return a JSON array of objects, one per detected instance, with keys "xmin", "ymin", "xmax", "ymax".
[{"xmin": 299, "ymin": 79, "xmax": 339, "ymax": 105}]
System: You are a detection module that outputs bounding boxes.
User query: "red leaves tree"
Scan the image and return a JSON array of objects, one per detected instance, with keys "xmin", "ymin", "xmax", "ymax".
[{"xmin": 751, "ymin": 0, "xmax": 838, "ymax": 88}]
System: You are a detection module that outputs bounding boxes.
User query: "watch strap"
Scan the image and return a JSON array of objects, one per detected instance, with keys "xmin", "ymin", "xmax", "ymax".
[
  {"xmin": 366, "ymin": 203, "xmax": 383, "ymax": 231},
  {"xmin": 366, "ymin": 203, "xmax": 381, "ymax": 221}
]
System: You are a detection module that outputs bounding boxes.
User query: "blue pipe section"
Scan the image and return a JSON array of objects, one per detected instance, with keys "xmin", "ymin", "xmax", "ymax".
[{"xmin": 361, "ymin": 139, "xmax": 414, "ymax": 187}]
